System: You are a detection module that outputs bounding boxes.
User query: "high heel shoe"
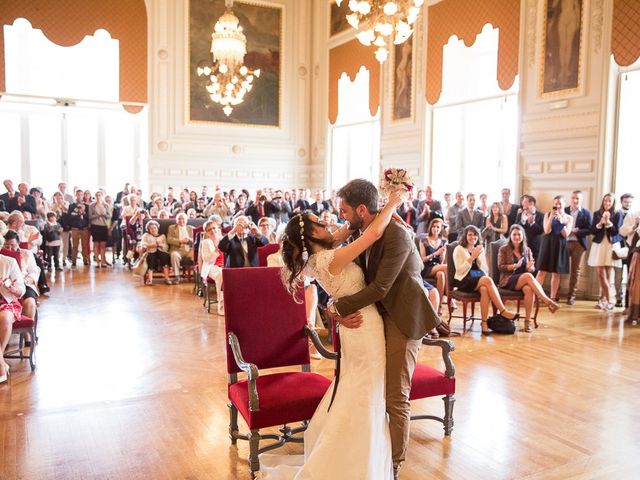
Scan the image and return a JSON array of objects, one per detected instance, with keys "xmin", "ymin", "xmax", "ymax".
[
  {"xmin": 499, "ymin": 309, "xmax": 519, "ymax": 321},
  {"xmin": 547, "ymin": 301, "xmax": 561, "ymax": 314},
  {"xmin": 481, "ymin": 321, "xmax": 490, "ymax": 335}
]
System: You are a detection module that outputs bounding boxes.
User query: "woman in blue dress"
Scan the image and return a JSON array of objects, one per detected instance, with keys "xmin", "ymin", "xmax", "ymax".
[
  {"xmin": 536, "ymin": 195, "xmax": 573, "ymax": 302},
  {"xmin": 498, "ymin": 225, "xmax": 561, "ymax": 332}
]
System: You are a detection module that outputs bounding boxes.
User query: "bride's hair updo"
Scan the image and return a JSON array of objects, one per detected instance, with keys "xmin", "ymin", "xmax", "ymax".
[{"xmin": 281, "ymin": 212, "xmax": 332, "ymax": 298}]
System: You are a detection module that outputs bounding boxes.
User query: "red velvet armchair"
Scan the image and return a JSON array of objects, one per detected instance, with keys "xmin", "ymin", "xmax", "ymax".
[
  {"xmin": 0, "ymin": 249, "xmax": 36, "ymax": 371},
  {"xmin": 257, "ymin": 243, "xmax": 280, "ymax": 267},
  {"xmin": 223, "ymin": 267, "xmax": 335, "ymax": 476}
]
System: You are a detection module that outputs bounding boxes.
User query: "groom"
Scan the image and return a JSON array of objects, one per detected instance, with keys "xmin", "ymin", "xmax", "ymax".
[{"xmin": 329, "ymin": 179, "xmax": 440, "ymax": 479}]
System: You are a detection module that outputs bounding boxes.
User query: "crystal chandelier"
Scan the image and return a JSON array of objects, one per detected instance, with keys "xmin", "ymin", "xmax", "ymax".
[
  {"xmin": 335, "ymin": 0, "xmax": 424, "ymax": 63},
  {"xmin": 196, "ymin": 0, "xmax": 260, "ymax": 116}
]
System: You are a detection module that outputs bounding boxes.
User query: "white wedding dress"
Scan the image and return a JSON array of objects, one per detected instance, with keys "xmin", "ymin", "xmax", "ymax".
[{"xmin": 259, "ymin": 249, "xmax": 393, "ymax": 480}]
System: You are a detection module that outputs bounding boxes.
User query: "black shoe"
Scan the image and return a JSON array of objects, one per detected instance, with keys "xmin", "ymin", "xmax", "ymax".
[{"xmin": 615, "ymin": 300, "xmax": 623, "ymax": 308}]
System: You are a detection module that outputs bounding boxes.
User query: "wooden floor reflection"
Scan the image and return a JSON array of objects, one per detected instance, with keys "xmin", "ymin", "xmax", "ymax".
[{"xmin": 1, "ymin": 264, "xmax": 639, "ymax": 479}]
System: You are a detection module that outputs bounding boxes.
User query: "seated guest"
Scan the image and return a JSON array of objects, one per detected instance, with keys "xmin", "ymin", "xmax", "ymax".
[
  {"xmin": 310, "ymin": 190, "xmax": 330, "ymax": 216},
  {"xmin": 0, "ymin": 180, "xmax": 17, "ymax": 213},
  {"xmin": 31, "ymin": 187, "xmax": 49, "ymax": 220},
  {"xmin": 157, "ymin": 210, "xmax": 170, "ymax": 220},
  {"xmin": 498, "ymin": 225, "xmax": 560, "ymax": 332},
  {"xmin": 319, "ymin": 210, "xmax": 340, "ymax": 233},
  {"xmin": 89, "ymin": 190, "xmax": 112, "ymax": 268},
  {"xmin": 258, "ymin": 217, "xmax": 278, "ymax": 244},
  {"xmin": 10, "ymin": 183, "xmax": 37, "ymax": 215},
  {"xmin": 140, "ymin": 221, "xmax": 172, "ymax": 285},
  {"xmin": 453, "ymin": 225, "xmax": 518, "ymax": 335},
  {"xmin": 186, "ymin": 208, "xmax": 197, "ymax": 219},
  {"xmin": 194, "ymin": 197, "xmax": 207, "ymax": 218},
  {"xmin": 167, "ymin": 213, "xmax": 194, "ymax": 283},
  {"xmin": 515, "ymin": 194, "xmax": 545, "ymax": 261},
  {"xmin": 0, "ymin": 239, "xmax": 26, "ymax": 384},
  {"xmin": 218, "ymin": 215, "xmax": 268, "ymax": 268},
  {"xmin": 419, "ymin": 218, "xmax": 448, "ymax": 312},
  {"xmin": 564, "ymin": 190, "xmax": 593, "ymax": 305},
  {"xmin": 3, "ymin": 231, "xmax": 40, "ymax": 322},
  {"xmin": 234, "ymin": 193, "xmax": 249, "ymax": 217},
  {"xmin": 588, "ymin": 193, "xmax": 623, "ymax": 310},
  {"xmin": 6, "ymin": 211, "xmax": 48, "ymax": 293},
  {"xmin": 149, "ymin": 197, "xmax": 168, "ymax": 217},
  {"xmin": 455, "ymin": 193, "xmax": 485, "ymax": 239},
  {"xmin": 483, "ymin": 202, "xmax": 509, "ymax": 244},
  {"xmin": 536, "ymin": 195, "xmax": 573, "ymax": 302},
  {"xmin": 200, "ymin": 220, "xmax": 225, "ymax": 315},
  {"xmin": 43, "ymin": 212, "xmax": 63, "ymax": 271}
]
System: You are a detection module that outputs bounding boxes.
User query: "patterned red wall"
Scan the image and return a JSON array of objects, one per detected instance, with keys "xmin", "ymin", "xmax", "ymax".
[{"xmin": 0, "ymin": 0, "xmax": 147, "ymax": 104}]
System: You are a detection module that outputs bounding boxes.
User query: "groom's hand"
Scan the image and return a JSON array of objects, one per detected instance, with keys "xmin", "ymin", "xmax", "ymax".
[{"xmin": 336, "ymin": 311, "xmax": 364, "ymax": 329}]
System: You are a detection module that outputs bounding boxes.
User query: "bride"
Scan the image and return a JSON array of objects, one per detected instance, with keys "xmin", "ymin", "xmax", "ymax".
[{"xmin": 259, "ymin": 191, "xmax": 404, "ymax": 479}]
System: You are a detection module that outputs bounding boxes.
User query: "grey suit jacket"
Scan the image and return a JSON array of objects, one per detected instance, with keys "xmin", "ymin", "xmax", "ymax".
[
  {"xmin": 456, "ymin": 209, "xmax": 485, "ymax": 238},
  {"xmin": 334, "ymin": 221, "xmax": 440, "ymax": 340}
]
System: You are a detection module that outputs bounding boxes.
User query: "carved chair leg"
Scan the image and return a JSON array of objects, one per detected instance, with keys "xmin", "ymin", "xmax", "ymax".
[
  {"xmin": 533, "ymin": 298, "xmax": 540, "ymax": 328},
  {"xmin": 443, "ymin": 394, "xmax": 455, "ymax": 436},
  {"xmin": 228, "ymin": 403, "xmax": 239, "ymax": 445},
  {"xmin": 28, "ymin": 327, "xmax": 36, "ymax": 371},
  {"xmin": 248, "ymin": 429, "xmax": 261, "ymax": 476},
  {"xmin": 462, "ymin": 301, "xmax": 468, "ymax": 332}
]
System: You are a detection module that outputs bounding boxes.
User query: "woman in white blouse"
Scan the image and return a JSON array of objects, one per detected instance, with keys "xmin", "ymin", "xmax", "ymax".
[
  {"xmin": 453, "ymin": 225, "xmax": 518, "ymax": 335},
  {"xmin": 3, "ymin": 230, "xmax": 39, "ymax": 320},
  {"xmin": 200, "ymin": 220, "xmax": 225, "ymax": 315},
  {"xmin": 140, "ymin": 221, "xmax": 172, "ymax": 285},
  {"xmin": 0, "ymin": 237, "xmax": 26, "ymax": 383}
]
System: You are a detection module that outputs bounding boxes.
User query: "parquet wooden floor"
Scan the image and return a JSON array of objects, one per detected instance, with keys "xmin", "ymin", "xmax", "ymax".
[{"xmin": 1, "ymin": 263, "xmax": 639, "ymax": 479}]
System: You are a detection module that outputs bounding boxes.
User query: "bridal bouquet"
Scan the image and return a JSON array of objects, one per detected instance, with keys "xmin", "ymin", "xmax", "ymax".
[{"xmin": 379, "ymin": 168, "xmax": 414, "ymax": 200}]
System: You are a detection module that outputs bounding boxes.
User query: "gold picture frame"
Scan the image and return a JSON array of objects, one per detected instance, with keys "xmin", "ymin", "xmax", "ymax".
[
  {"xmin": 188, "ymin": 0, "xmax": 284, "ymax": 127},
  {"xmin": 390, "ymin": 36, "xmax": 414, "ymax": 123},
  {"xmin": 538, "ymin": 0, "xmax": 587, "ymax": 99}
]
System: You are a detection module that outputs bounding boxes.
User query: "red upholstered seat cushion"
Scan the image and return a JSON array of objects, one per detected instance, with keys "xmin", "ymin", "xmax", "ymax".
[
  {"xmin": 229, "ymin": 371, "xmax": 331, "ymax": 430},
  {"xmin": 13, "ymin": 315, "xmax": 35, "ymax": 329},
  {"xmin": 409, "ymin": 363, "xmax": 455, "ymax": 401}
]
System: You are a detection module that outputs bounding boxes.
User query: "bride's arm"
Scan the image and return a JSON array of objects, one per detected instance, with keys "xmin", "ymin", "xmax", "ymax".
[
  {"xmin": 330, "ymin": 222, "xmax": 353, "ymax": 248},
  {"xmin": 328, "ymin": 192, "xmax": 403, "ymax": 275}
]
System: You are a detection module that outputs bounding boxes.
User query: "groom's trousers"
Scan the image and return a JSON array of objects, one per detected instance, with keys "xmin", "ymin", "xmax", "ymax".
[{"xmin": 384, "ymin": 317, "xmax": 422, "ymax": 471}]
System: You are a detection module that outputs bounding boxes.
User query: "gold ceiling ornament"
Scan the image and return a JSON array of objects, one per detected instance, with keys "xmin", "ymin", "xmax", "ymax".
[
  {"xmin": 335, "ymin": 0, "xmax": 424, "ymax": 63},
  {"xmin": 196, "ymin": 0, "xmax": 261, "ymax": 116}
]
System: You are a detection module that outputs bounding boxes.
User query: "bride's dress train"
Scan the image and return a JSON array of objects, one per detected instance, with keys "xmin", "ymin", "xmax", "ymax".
[{"xmin": 258, "ymin": 249, "xmax": 393, "ymax": 479}]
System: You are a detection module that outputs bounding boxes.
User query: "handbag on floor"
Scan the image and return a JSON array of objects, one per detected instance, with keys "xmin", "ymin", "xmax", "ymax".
[
  {"xmin": 132, "ymin": 252, "xmax": 148, "ymax": 277},
  {"xmin": 487, "ymin": 314, "xmax": 516, "ymax": 334}
]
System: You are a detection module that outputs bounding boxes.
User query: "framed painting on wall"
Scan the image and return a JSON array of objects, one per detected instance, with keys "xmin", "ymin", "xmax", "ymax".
[
  {"xmin": 538, "ymin": 0, "xmax": 586, "ymax": 98},
  {"xmin": 330, "ymin": 0, "xmax": 351, "ymax": 37},
  {"xmin": 391, "ymin": 37, "xmax": 414, "ymax": 122},
  {"xmin": 189, "ymin": 0, "xmax": 283, "ymax": 127}
]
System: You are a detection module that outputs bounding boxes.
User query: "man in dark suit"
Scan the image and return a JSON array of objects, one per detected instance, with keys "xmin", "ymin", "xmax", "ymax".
[
  {"xmin": 564, "ymin": 190, "xmax": 592, "ymax": 305},
  {"xmin": 295, "ymin": 189, "xmax": 311, "ymax": 212},
  {"xmin": 515, "ymin": 194, "xmax": 545, "ymax": 261},
  {"xmin": 416, "ymin": 185, "xmax": 443, "ymax": 234},
  {"xmin": 309, "ymin": 190, "xmax": 331, "ymax": 216},
  {"xmin": 455, "ymin": 193, "xmax": 485, "ymax": 239},
  {"xmin": 330, "ymin": 179, "xmax": 440, "ymax": 479},
  {"xmin": 246, "ymin": 193, "xmax": 278, "ymax": 224},
  {"xmin": 217, "ymin": 215, "xmax": 269, "ymax": 268},
  {"xmin": 0, "ymin": 179, "xmax": 16, "ymax": 210},
  {"xmin": 397, "ymin": 199, "xmax": 418, "ymax": 231},
  {"xmin": 8, "ymin": 183, "xmax": 37, "ymax": 214}
]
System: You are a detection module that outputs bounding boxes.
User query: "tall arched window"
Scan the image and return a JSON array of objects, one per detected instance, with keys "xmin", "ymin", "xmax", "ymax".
[
  {"xmin": 1, "ymin": 18, "xmax": 147, "ymax": 195},
  {"xmin": 330, "ymin": 67, "xmax": 381, "ymax": 189},
  {"xmin": 430, "ymin": 24, "xmax": 519, "ymax": 199},
  {"xmin": 610, "ymin": 57, "xmax": 640, "ymax": 199}
]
